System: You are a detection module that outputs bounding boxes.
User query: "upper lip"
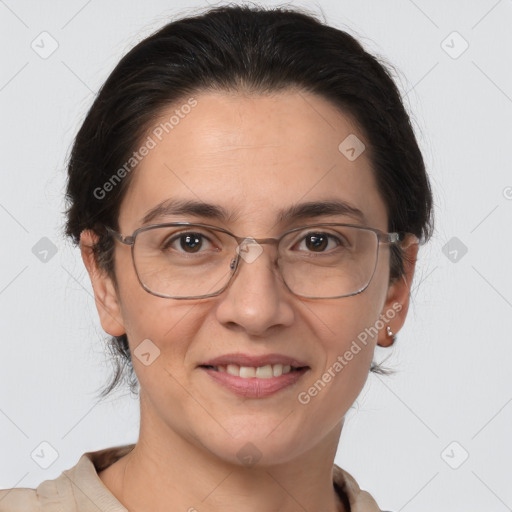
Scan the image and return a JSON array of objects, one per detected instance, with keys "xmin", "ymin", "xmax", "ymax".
[{"xmin": 200, "ymin": 353, "xmax": 309, "ymax": 368}]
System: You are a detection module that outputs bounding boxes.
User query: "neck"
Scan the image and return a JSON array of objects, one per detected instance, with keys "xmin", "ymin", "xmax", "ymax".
[{"xmin": 101, "ymin": 398, "xmax": 347, "ymax": 512}]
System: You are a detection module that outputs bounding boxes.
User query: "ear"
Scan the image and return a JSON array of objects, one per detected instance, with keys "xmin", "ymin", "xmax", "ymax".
[
  {"xmin": 79, "ymin": 230, "xmax": 126, "ymax": 337},
  {"xmin": 377, "ymin": 234, "xmax": 419, "ymax": 347}
]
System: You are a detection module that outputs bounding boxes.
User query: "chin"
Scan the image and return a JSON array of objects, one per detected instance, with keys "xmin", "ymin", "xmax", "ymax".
[{"xmin": 197, "ymin": 424, "xmax": 312, "ymax": 468}]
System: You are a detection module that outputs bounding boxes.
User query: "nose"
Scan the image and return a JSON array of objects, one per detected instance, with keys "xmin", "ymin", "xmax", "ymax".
[{"xmin": 214, "ymin": 241, "xmax": 295, "ymax": 336}]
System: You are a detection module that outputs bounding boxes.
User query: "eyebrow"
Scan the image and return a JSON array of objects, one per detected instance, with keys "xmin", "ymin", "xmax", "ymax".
[{"xmin": 140, "ymin": 198, "xmax": 366, "ymax": 226}]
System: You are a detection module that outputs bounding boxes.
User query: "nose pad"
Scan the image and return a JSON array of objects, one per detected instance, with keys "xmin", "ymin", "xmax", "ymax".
[
  {"xmin": 236, "ymin": 237, "xmax": 265, "ymax": 264},
  {"xmin": 227, "ymin": 239, "xmax": 281, "ymax": 288}
]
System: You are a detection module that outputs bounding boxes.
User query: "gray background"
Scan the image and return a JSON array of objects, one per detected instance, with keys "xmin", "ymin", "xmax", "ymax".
[{"xmin": 0, "ymin": 0, "xmax": 511, "ymax": 510}]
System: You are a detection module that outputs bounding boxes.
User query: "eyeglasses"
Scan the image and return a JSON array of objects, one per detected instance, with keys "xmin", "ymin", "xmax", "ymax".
[{"xmin": 106, "ymin": 222, "xmax": 407, "ymax": 300}]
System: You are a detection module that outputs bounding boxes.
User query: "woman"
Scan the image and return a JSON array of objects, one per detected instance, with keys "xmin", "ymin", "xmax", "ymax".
[{"xmin": 0, "ymin": 4, "xmax": 433, "ymax": 511}]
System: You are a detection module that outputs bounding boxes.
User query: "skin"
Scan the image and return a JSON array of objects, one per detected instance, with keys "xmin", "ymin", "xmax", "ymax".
[{"xmin": 81, "ymin": 90, "xmax": 418, "ymax": 512}]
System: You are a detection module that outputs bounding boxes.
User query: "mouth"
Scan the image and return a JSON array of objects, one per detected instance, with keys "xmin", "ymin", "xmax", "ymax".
[
  {"xmin": 199, "ymin": 363, "xmax": 308, "ymax": 379},
  {"xmin": 198, "ymin": 354, "xmax": 310, "ymax": 398}
]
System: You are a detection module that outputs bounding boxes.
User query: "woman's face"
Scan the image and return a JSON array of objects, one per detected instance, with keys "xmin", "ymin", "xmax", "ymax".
[{"xmin": 83, "ymin": 90, "xmax": 416, "ymax": 466}]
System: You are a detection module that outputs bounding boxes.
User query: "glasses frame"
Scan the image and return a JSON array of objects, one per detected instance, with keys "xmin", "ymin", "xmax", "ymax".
[{"xmin": 105, "ymin": 222, "xmax": 407, "ymax": 300}]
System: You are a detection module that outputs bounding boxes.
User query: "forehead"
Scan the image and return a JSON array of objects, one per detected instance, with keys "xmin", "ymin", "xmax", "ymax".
[{"xmin": 118, "ymin": 90, "xmax": 387, "ymax": 234}]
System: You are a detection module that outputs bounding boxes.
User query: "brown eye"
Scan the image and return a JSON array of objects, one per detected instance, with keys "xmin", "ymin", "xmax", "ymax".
[
  {"xmin": 296, "ymin": 232, "xmax": 343, "ymax": 253},
  {"xmin": 305, "ymin": 233, "xmax": 329, "ymax": 252},
  {"xmin": 162, "ymin": 232, "xmax": 213, "ymax": 254},
  {"xmin": 179, "ymin": 233, "xmax": 203, "ymax": 253}
]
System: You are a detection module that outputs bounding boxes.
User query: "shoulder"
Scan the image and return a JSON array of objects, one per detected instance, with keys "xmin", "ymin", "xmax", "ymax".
[
  {"xmin": 0, "ymin": 473, "xmax": 77, "ymax": 512},
  {"xmin": 0, "ymin": 444, "xmax": 134, "ymax": 512},
  {"xmin": 0, "ymin": 464, "xmax": 80, "ymax": 512},
  {"xmin": 0, "ymin": 487, "xmax": 39, "ymax": 511}
]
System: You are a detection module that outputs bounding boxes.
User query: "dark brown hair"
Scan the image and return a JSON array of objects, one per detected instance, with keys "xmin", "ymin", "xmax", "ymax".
[{"xmin": 64, "ymin": 4, "xmax": 434, "ymax": 400}]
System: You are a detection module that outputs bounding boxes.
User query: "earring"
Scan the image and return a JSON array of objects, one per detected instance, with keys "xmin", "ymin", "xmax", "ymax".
[{"xmin": 386, "ymin": 325, "xmax": 396, "ymax": 345}]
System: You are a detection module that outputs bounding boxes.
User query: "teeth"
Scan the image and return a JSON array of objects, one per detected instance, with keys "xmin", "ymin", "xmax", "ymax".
[
  {"xmin": 240, "ymin": 366, "xmax": 256, "ymax": 378},
  {"xmin": 255, "ymin": 365, "xmax": 272, "ymax": 378},
  {"xmin": 214, "ymin": 363, "xmax": 296, "ymax": 378},
  {"xmin": 226, "ymin": 364, "xmax": 239, "ymax": 376}
]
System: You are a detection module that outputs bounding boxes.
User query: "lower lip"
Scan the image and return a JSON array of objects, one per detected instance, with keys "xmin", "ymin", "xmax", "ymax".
[{"xmin": 200, "ymin": 367, "xmax": 309, "ymax": 398}]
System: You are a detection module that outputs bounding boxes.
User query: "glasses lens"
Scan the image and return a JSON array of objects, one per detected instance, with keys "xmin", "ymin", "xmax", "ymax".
[
  {"xmin": 133, "ymin": 225, "xmax": 237, "ymax": 298},
  {"xmin": 279, "ymin": 225, "xmax": 378, "ymax": 299},
  {"xmin": 132, "ymin": 224, "xmax": 379, "ymax": 299}
]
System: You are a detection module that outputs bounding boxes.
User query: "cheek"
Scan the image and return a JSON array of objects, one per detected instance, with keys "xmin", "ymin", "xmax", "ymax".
[
  {"xmin": 122, "ymin": 295, "xmax": 204, "ymax": 365},
  {"xmin": 120, "ymin": 296, "xmax": 209, "ymax": 433},
  {"xmin": 295, "ymin": 272, "xmax": 388, "ymax": 407},
  {"xmin": 113, "ymin": 248, "xmax": 203, "ymax": 369},
  {"xmin": 281, "ymin": 300, "xmax": 379, "ymax": 455}
]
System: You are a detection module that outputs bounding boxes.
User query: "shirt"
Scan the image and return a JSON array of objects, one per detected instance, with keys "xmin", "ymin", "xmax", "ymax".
[{"xmin": 0, "ymin": 444, "xmax": 387, "ymax": 511}]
